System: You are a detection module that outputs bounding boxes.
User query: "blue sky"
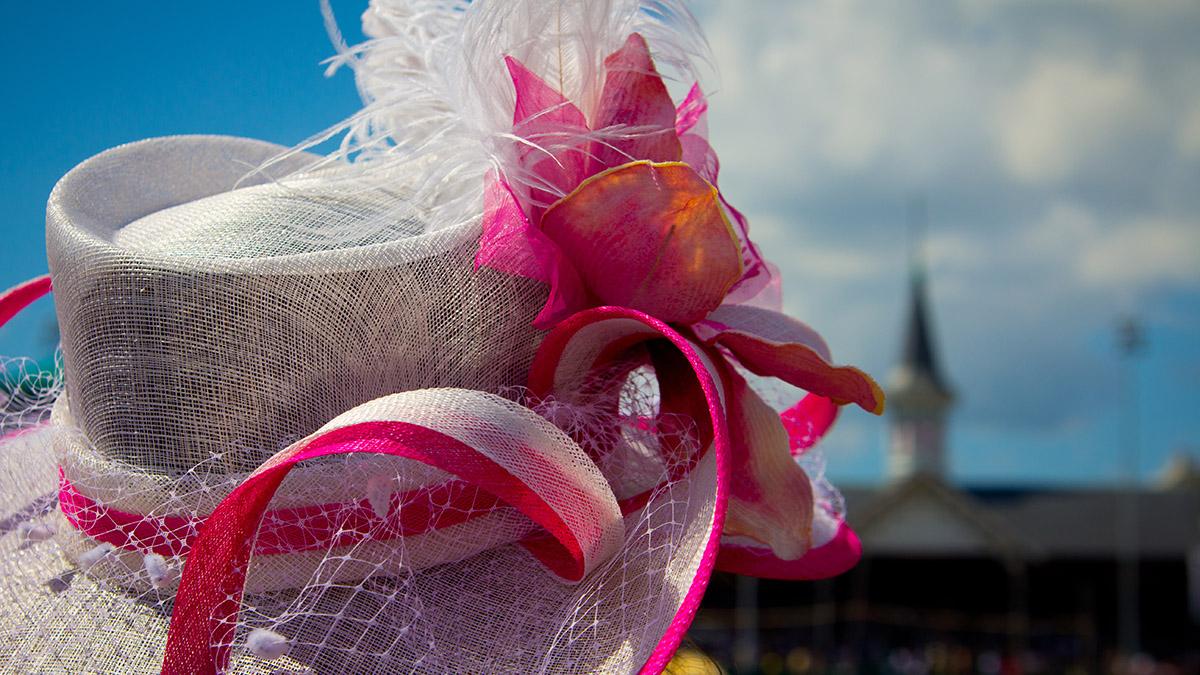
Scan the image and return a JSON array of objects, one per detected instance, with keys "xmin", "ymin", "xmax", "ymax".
[
  {"xmin": 2, "ymin": 2, "xmax": 1198, "ymax": 487},
  {"xmin": 1, "ymin": 3, "xmax": 366, "ymax": 360}
]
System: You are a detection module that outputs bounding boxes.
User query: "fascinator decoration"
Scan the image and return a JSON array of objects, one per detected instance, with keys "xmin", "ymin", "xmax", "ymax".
[{"xmin": 0, "ymin": 1, "xmax": 881, "ymax": 673}]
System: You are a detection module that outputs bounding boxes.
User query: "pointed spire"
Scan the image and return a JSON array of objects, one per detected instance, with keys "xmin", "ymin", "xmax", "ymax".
[
  {"xmin": 886, "ymin": 197, "xmax": 955, "ymax": 481},
  {"xmin": 900, "ymin": 267, "xmax": 951, "ymax": 395},
  {"xmin": 897, "ymin": 197, "xmax": 951, "ymax": 397}
]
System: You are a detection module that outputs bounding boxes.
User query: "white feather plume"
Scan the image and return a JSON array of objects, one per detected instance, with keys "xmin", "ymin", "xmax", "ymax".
[{"xmin": 269, "ymin": 0, "xmax": 712, "ymax": 237}]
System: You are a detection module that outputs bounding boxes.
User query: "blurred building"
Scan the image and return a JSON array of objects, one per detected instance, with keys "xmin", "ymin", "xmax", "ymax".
[{"xmin": 691, "ymin": 265, "xmax": 1200, "ymax": 673}]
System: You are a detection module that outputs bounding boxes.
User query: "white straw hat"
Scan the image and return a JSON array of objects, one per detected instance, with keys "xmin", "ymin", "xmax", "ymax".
[{"xmin": 0, "ymin": 2, "xmax": 882, "ymax": 673}]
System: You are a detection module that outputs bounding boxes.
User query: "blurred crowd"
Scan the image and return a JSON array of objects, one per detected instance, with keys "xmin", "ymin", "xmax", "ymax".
[{"xmin": 676, "ymin": 643, "xmax": 1199, "ymax": 675}]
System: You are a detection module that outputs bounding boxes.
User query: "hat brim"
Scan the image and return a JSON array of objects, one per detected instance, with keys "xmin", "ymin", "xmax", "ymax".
[
  {"xmin": 1, "ymin": 299, "xmax": 730, "ymax": 673},
  {"xmin": 1, "ymin": 380, "xmax": 723, "ymax": 675},
  {"xmin": 1, "ymin": 135, "xmax": 852, "ymax": 673}
]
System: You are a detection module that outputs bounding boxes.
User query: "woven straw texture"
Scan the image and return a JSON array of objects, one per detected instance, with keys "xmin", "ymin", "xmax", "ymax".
[{"xmin": 0, "ymin": 136, "xmax": 717, "ymax": 673}]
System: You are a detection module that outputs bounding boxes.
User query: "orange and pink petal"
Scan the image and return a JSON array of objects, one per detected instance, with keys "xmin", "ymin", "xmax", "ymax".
[
  {"xmin": 697, "ymin": 304, "xmax": 885, "ymax": 414},
  {"xmin": 540, "ymin": 161, "xmax": 743, "ymax": 325},
  {"xmin": 720, "ymin": 366, "xmax": 815, "ymax": 561},
  {"xmin": 590, "ymin": 33, "xmax": 682, "ymax": 171},
  {"xmin": 476, "ymin": 173, "xmax": 590, "ymax": 327},
  {"xmin": 716, "ymin": 372, "xmax": 860, "ymax": 580}
]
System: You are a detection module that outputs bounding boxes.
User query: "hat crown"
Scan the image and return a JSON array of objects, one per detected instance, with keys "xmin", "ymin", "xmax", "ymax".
[
  {"xmin": 47, "ymin": 136, "xmax": 545, "ymax": 476},
  {"xmin": 114, "ymin": 176, "xmax": 423, "ymax": 261}
]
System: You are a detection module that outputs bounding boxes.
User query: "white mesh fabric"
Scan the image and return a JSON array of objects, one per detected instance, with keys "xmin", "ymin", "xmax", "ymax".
[
  {"xmin": 46, "ymin": 136, "xmax": 544, "ymax": 475},
  {"xmin": 0, "ymin": 372, "xmax": 716, "ymax": 673},
  {"xmin": 114, "ymin": 177, "xmax": 424, "ymax": 260},
  {"xmin": 0, "ymin": 135, "xmax": 720, "ymax": 673}
]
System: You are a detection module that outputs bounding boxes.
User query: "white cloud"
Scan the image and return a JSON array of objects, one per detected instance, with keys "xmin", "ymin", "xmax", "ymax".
[
  {"xmin": 697, "ymin": 0, "xmax": 1193, "ymax": 198},
  {"xmin": 1019, "ymin": 202, "xmax": 1200, "ymax": 291},
  {"xmin": 1021, "ymin": 201, "xmax": 1101, "ymax": 257},
  {"xmin": 696, "ymin": 0, "xmax": 993, "ymax": 194},
  {"xmin": 791, "ymin": 246, "xmax": 884, "ymax": 283},
  {"xmin": 751, "ymin": 214, "xmax": 885, "ymax": 283},
  {"xmin": 1179, "ymin": 97, "xmax": 1200, "ymax": 159},
  {"xmin": 926, "ymin": 232, "xmax": 986, "ymax": 271},
  {"xmin": 1078, "ymin": 216, "xmax": 1200, "ymax": 288},
  {"xmin": 996, "ymin": 58, "xmax": 1155, "ymax": 183},
  {"xmin": 687, "ymin": 0, "xmax": 1200, "ymax": 481}
]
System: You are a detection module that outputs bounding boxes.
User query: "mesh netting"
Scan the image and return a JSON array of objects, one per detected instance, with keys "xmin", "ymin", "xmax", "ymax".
[
  {"xmin": 0, "ymin": 136, "xmax": 718, "ymax": 673},
  {"xmin": 0, "ymin": 384, "xmax": 712, "ymax": 672},
  {"xmin": 0, "ymin": 354, "xmax": 61, "ymax": 436},
  {"xmin": 745, "ymin": 373, "xmax": 845, "ymax": 549}
]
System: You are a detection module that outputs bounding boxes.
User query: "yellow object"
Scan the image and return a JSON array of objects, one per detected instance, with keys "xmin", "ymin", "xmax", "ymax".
[{"xmin": 665, "ymin": 647, "xmax": 725, "ymax": 674}]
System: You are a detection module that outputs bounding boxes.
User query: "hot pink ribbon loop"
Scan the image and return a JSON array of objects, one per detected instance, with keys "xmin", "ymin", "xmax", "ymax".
[
  {"xmin": 163, "ymin": 388, "xmax": 623, "ymax": 675},
  {"xmin": 526, "ymin": 306, "xmax": 732, "ymax": 675},
  {"xmin": 783, "ymin": 394, "xmax": 839, "ymax": 456},
  {"xmin": 0, "ymin": 274, "xmax": 51, "ymax": 328}
]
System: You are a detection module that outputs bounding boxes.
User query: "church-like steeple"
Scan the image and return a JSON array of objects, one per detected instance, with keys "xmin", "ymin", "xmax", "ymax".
[
  {"xmin": 898, "ymin": 266, "xmax": 952, "ymax": 397},
  {"xmin": 887, "ymin": 210, "xmax": 955, "ymax": 481}
]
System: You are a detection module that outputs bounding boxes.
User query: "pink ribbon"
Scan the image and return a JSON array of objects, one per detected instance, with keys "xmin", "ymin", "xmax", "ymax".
[
  {"xmin": 0, "ymin": 274, "xmax": 51, "ymax": 327},
  {"xmin": 518, "ymin": 307, "xmax": 733, "ymax": 675},
  {"xmin": 162, "ymin": 307, "xmax": 732, "ymax": 675},
  {"xmin": 163, "ymin": 418, "xmax": 617, "ymax": 673},
  {"xmin": 57, "ymin": 466, "xmax": 505, "ymax": 558},
  {"xmin": 0, "ymin": 276, "xmax": 850, "ymax": 672}
]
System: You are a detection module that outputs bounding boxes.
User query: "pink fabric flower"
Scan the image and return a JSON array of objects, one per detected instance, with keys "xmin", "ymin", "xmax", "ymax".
[
  {"xmin": 477, "ymin": 32, "xmax": 884, "ymax": 578},
  {"xmin": 479, "ymin": 33, "xmax": 775, "ymax": 327}
]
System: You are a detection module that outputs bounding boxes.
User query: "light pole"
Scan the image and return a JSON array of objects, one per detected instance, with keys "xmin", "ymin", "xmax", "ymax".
[
  {"xmin": 1115, "ymin": 316, "xmax": 1144, "ymax": 657},
  {"xmin": 733, "ymin": 574, "xmax": 759, "ymax": 672}
]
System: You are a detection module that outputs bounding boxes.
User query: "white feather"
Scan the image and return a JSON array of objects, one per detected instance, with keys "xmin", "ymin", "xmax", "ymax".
[
  {"xmin": 143, "ymin": 553, "xmax": 174, "ymax": 589},
  {"xmin": 268, "ymin": 0, "xmax": 712, "ymax": 240},
  {"xmin": 247, "ymin": 628, "xmax": 291, "ymax": 660},
  {"xmin": 78, "ymin": 543, "xmax": 114, "ymax": 572},
  {"xmin": 18, "ymin": 522, "xmax": 55, "ymax": 545}
]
